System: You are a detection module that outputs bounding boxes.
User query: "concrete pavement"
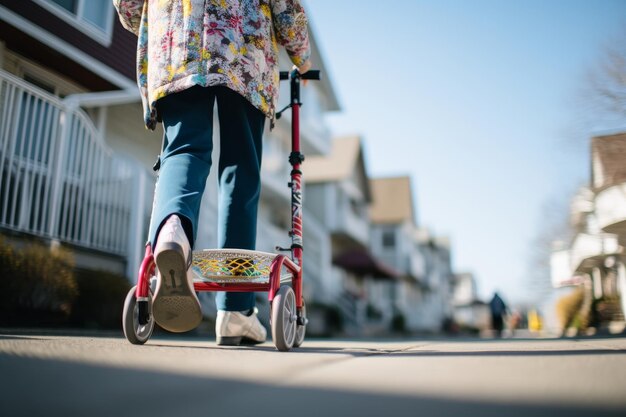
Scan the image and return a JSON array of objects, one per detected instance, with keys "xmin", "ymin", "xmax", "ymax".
[{"xmin": 1, "ymin": 331, "xmax": 625, "ymax": 416}]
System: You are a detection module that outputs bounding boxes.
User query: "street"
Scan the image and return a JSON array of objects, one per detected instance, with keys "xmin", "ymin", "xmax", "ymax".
[{"xmin": 1, "ymin": 332, "xmax": 625, "ymax": 417}]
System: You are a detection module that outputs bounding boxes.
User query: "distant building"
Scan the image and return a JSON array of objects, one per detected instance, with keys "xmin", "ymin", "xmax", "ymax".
[
  {"xmin": 412, "ymin": 230, "xmax": 455, "ymax": 331},
  {"xmin": 369, "ymin": 176, "xmax": 421, "ymax": 331},
  {"xmin": 551, "ymin": 132, "xmax": 626, "ymax": 325},
  {"xmin": 452, "ymin": 272, "xmax": 489, "ymax": 331},
  {"xmin": 369, "ymin": 176, "xmax": 454, "ymax": 333},
  {"xmin": 306, "ymin": 136, "xmax": 398, "ymax": 335}
]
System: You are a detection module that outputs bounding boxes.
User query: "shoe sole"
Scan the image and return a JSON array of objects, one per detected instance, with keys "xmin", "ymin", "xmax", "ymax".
[
  {"xmin": 216, "ymin": 336, "xmax": 264, "ymax": 346},
  {"xmin": 153, "ymin": 242, "xmax": 202, "ymax": 333}
]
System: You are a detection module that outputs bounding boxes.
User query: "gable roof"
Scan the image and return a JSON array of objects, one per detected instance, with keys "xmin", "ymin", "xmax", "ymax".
[
  {"xmin": 591, "ymin": 132, "xmax": 626, "ymax": 190},
  {"xmin": 305, "ymin": 135, "xmax": 372, "ymax": 201},
  {"xmin": 306, "ymin": 135, "xmax": 361, "ymax": 183},
  {"xmin": 369, "ymin": 176, "xmax": 416, "ymax": 225}
]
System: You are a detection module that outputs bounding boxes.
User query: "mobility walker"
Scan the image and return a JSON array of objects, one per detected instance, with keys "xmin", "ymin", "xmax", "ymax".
[{"xmin": 122, "ymin": 69, "xmax": 320, "ymax": 351}]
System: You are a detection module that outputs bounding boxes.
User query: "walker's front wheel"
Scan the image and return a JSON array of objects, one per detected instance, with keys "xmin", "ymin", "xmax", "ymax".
[
  {"xmin": 122, "ymin": 286, "xmax": 155, "ymax": 345},
  {"xmin": 271, "ymin": 286, "xmax": 297, "ymax": 351}
]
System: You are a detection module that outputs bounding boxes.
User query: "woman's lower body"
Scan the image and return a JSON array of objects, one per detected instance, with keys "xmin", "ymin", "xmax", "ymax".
[{"xmin": 148, "ymin": 85, "xmax": 265, "ymax": 316}]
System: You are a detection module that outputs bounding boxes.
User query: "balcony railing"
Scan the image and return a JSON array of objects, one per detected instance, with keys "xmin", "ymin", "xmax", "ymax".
[
  {"xmin": 595, "ymin": 183, "xmax": 626, "ymax": 234},
  {"xmin": 326, "ymin": 194, "xmax": 369, "ymax": 246},
  {"xmin": 570, "ymin": 233, "xmax": 619, "ymax": 273},
  {"xmin": 0, "ymin": 70, "xmax": 141, "ymax": 256}
]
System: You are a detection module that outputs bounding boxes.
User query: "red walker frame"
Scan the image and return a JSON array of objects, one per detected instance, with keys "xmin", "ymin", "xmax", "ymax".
[
  {"xmin": 135, "ymin": 245, "xmax": 301, "ymax": 307},
  {"xmin": 133, "ymin": 69, "xmax": 318, "ymax": 321}
]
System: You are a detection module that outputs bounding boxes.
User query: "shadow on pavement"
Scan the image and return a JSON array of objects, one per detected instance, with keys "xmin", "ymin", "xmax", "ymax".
[
  {"xmin": 286, "ymin": 346, "xmax": 626, "ymax": 358},
  {"xmin": 0, "ymin": 353, "xmax": 623, "ymax": 417},
  {"xmin": 143, "ymin": 341, "xmax": 626, "ymax": 358},
  {"xmin": 147, "ymin": 342, "xmax": 395, "ymax": 357},
  {"xmin": 387, "ymin": 349, "xmax": 626, "ymax": 357},
  {"xmin": 0, "ymin": 334, "xmax": 51, "ymax": 341}
]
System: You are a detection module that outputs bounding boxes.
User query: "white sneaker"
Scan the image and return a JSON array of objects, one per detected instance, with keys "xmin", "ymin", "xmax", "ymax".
[
  {"xmin": 216, "ymin": 309, "xmax": 267, "ymax": 345},
  {"xmin": 152, "ymin": 215, "xmax": 202, "ymax": 333}
]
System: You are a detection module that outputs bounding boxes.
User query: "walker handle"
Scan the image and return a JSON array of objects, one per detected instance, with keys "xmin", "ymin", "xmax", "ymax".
[{"xmin": 279, "ymin": 70, "xmax": 321, "ymax": 81}]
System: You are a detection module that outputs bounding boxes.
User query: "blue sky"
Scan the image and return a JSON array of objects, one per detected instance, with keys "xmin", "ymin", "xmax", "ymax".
[{"xmin": 303, "ymin": 0, "xmax": 626, "ymax": 303}]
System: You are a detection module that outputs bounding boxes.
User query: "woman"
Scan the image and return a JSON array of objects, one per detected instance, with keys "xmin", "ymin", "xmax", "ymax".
[{"xmin": 113, "ymin": 0, "xmax": 311, "ymax": 345}]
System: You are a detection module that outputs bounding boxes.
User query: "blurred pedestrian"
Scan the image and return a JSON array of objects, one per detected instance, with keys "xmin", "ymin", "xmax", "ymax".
[
  {"xmin": 489, "ymin": 292, "xmax": 507, "ymax": 337},
  {"xmin": 113, "ymin": 0, "xmax": 311, "ymax": 345}
]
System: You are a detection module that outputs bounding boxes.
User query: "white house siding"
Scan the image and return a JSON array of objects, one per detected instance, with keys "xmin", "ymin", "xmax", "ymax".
[
  {"xmin": 337, "ymin": 179, "xmax": 370, "ymax": 246},
  {"xmin": 104, "ymin": 104, "xmax": 161, "ymax": 169},
  {"xmin": 373, "ymin": 224, "xmax": 454, "ymax": 333},
  {"xmin": 595, "ymin": 184, "xmax": 626, "ymax": 234},
  {"xmin": 303, "ymin": 183, "xmax": 327, "ymax": 224}
]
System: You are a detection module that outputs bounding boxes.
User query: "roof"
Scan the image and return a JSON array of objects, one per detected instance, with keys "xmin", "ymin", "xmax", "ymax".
[
  {"xmin": 306, "ymin": 135, "xmax": 362, "ymax": 183},
  {"xmin": 369, "ymin": 176, "xmax": 416, "ymax": 225},
  {"xmin": 592, "ymin": 132, "xmax": 626, "ymax": 190}
]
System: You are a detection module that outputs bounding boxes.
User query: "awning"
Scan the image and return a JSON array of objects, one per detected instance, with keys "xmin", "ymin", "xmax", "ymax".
[{"xmin": 333, "ymin": 249, "xmax": 399, "ymax": 280}]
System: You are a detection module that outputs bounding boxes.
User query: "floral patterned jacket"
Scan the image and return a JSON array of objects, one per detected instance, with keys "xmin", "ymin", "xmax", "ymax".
[{"xmin": 113, "ymin": 0, "xmax": 310, "ymax": 130}]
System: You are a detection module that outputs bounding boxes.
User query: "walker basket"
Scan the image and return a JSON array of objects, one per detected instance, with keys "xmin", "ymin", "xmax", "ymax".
[{"xmin": 191, "ymin": 249, "xmax": 293, "ymax": 284}]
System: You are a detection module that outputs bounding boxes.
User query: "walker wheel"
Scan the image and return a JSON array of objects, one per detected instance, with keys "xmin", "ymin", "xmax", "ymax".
[
  {"xmin": 122, "ymin": 285, "xmax": 155, "ymax": 345},
  {"xmin": 293, "ymin": 299, "xmax": 306, "ymax": 348},
  {"xmin": 271, "ymin": 286, "xmax": 297, "ymax": 351}
]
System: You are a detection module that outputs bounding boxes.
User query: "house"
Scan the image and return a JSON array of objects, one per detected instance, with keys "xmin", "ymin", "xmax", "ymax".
[
  {"xmin": 452, "ymin": 272, "xmax": 489, "ymax": 332},
  {"xmin": 0, "ymin": 1, "xmax": 340, "ymax": 320},
  {"xmin": 369, "ymin": 176, "xmax": 455, "ymax": 333},
  {"xmin": 305, "ymin": 136, "xmax": 398, "ymax": 334},
  {"xmin": 414, "ymin": 230, "xmax": 455, "ymax": 331},
  {"xmin": 371, "ymin": 177, "xmax": 457, "ymax": 332},
  {"xmin": 551, "ymin": 132, "xmax": 626, "ymax": 328},
  {"xmin": 369, "ymin": 176, "xmax": 422, "ymax": 330},
  {"xmin": 0, "ymin": 0, "xmax": 152, "ymax": 280}
]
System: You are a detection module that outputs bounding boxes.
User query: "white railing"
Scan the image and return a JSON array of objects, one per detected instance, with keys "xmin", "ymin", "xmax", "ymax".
[
  {"xmin": 570, "ymin": 232, "xmax": 619, "ymax": 272},
  {"xmin": 0, "ymin": 70, "xmax": 137, "ymax": 255},
  {"xmin": 595, "ymin": 183, "xmax": 626, "ymax": 233}
]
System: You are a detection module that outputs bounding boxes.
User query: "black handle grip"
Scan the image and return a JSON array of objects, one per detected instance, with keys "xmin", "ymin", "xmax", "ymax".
[
  {"xmin": 279, "ymin": 70, "xmax": 321, "ymax": 81},
  {"xmin": 302, "ymin": 70, "xmax": 321, "ymax": 80}
]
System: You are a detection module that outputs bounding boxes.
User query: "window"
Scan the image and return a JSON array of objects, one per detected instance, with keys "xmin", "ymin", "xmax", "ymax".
[
  {"xmin": 49, "ymin": 0, "xmax": 77, "ymax": 13},
  {"xmin": 35, "ymin": 0, "xmax": 114, "ymax": 45},
  {"xmin": 382, "ymin": 229, "xmax": 396, "ymax": 248},
  {"xmin": 349, "ymin": 198, "xmax": 362, "ymax": 218}
]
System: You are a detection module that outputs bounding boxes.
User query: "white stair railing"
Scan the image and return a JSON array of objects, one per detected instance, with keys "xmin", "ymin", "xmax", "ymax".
[{"xmin": 0, "ymin": 70, "xmax": 138, "ymax": 255}]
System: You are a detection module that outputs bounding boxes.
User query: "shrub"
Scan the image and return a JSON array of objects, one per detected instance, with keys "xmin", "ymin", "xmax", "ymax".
[
  {"xmin": 592, "ymin": 296, "xmax": 624, "ymax": 324},
  {"xmin": 555, "ymin": 287, "xmax": 587, "ymax": 332},
  {"xmin": 307, "ymin": 301, "xmax": 343, "ymax": 336},
  {"xmin": 0, "ymin": 236, "xmax": 77, "ymax": 326},
  {"xmin": 391, "ymin": 312, "xmax": 406, "ymax": 333},
  {"xmin": 70, "ymin": 269, "xmax": 132, "ymax": 329},
  {"xmin": 366, "ymin": 303, "xmax": 383, "ymax": 320}
]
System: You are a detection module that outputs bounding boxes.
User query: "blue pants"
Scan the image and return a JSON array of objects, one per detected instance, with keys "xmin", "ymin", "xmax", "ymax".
[{"xmin": 148, "ymin": 86, "xmax": 264, "ymax": 311}]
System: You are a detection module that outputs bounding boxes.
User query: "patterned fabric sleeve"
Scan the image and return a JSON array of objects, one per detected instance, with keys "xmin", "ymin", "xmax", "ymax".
[
  {"xmin": 112, "ymin": 0, "xmax": 145, "ymax": 36},
  {"xmin": 270, "ymin": 0, "xmax": 311, "ymax": 67}
]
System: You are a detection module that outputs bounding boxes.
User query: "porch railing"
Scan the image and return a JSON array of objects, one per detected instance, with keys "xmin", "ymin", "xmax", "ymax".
[{"xmin": 0, "ymin": 69, "xmax": 138, "ymax": 255}]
